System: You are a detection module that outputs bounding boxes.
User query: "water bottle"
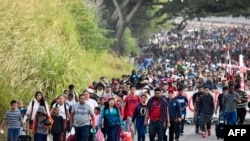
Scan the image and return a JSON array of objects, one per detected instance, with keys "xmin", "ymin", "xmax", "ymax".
[{"xmin": 90, "ymin": 128, "xmax": 96, "ymax": 134}]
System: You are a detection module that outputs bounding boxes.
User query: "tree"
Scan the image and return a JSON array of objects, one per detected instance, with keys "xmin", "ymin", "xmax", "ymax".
[
  {"xmin": 152, "ymin": 0, "xmax": 250, "ymax": 29},
  {"xmin": 111, "ymin": 0, "xmax": 144, "ymax": 55},
  {"xmin": 98, "ymin": 0, "xmax": 250, "ymax": 55},
  {"xmin": 97, "ymin": 0, "xmax": 167, "ymax": 55}
]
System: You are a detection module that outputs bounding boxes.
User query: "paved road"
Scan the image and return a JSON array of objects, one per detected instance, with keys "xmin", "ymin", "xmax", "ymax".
[
  {"xmin": 198, "ymin": 17, "xmax": 250, "ymax": 25},
  {"xmin": 139, "ymin": 124, "xmax": 221, "ymax": 141}
]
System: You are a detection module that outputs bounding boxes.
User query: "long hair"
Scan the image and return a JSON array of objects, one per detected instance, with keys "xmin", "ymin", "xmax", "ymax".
[
  {"xmin": 35, "ymin": 91, "xmax": 46, "ymax": 107},
  {"xmin": 104, "ymin": 98, "xmax": 118, "ymax": 111}
]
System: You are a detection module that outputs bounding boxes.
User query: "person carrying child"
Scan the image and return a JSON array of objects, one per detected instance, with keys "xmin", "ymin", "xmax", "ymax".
[{"xmin": 32, "ymin": 106, "xmax": 54, "ymax": 141}]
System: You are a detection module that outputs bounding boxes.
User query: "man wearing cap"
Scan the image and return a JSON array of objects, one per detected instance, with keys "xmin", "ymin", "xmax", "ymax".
[
  {"xmin": 175, "ymin": 87, "xmax": 188, "ymax": 139},
  {"xmin": 166, "ymin": 78, "xmax": 177, "ymax": 92}
]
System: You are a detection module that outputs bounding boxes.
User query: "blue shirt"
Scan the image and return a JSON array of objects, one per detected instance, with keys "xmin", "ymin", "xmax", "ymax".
[
  {"xmin": 175, "ymin": 95, "xmax": 188, "ymax": 115},
  {"xmin": 4, "ymin": 109, "xmax": 23, "ymax": 129},
  {"xmin": 98, "ymin": 107, "xmax": 123, "ymax": 128},
  {"xmin": 167, "ymin": 99, "xmax": 182, "ymax": 122}
]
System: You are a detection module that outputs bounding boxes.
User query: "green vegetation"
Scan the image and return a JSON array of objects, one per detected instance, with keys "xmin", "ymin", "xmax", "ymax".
[
  {"xmin": 0, "ymin": 0, "xmax": 132, "ymax": 119},
  {"xmin": 122, "ymin": 28, "xmax": 139, "ymax": 56}
]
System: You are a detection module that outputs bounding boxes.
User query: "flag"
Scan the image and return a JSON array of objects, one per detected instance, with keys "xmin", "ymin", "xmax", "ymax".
[{"xmin": 239, "ymin": 54, "xmax": 245, "ymax": 91}]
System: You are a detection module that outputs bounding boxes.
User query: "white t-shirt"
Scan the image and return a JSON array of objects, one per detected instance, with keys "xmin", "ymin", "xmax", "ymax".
[
  {"xmin": 66, "ymin": 100, "xmax": 76, "ymax": 108},
  {"xmin": 85, "ymin": 99, "xmax": 98, "ymax": 110},
  {"xmin": 52, "ymin": 103, "xmax": 69, "ymax": 119}
]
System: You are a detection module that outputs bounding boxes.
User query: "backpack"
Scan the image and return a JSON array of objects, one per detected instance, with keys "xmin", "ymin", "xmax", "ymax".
[
  {"xmin": 55, "ymin": 103, "xmax": 69, "ymax": 119},
  {"xmin": 55, "ymin": 103, "xmax": 70, "ymax": 132},
  {"xmin": 104, "ymin": 108, "xmax": 120, "ymax": 127}
]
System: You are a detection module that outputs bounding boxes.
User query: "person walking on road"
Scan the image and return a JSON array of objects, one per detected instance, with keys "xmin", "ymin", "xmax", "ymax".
[
  {"xmin": 70, "ymin": 94, "xmax": 95, "ymax": 141},
  {"xmin": 132, "ymin": 93, "xmax": 148, "ymax": 141},
  {"xmin": 175, "ymin": 87, "xmax": 188, "ymax": 140},
  {"xmin": 0, "ymin": 100, "xmax": 24, "ymax": 141},
  {"xmin": 192, "ymin": 86, "xmax": 204, "ymax": 134},
  {"xmin": 164, "ymin": 91, "xmax": 182, "ymax": 141},
  {"xmin": 197, "ymin": 87, "xmax": 214, "ymax": 138},
  {"xmin": 223, "ymin": 84, "xmax": 241, "ymax": 125},
  {"xmin": 144, "ymin": 87, "xmax": 170, "ymax": 141},
  {"xmin": 234, "ymin": 84, "xmax": 248, "ymax": 125}
]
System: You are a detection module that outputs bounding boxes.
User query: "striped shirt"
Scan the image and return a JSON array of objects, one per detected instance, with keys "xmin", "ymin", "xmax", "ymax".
[
  {"xmin": 4, "ymin": 109, "xmax": 22, "ymax": 129},
  {"xmin": 237, "ymin": 91, "xmax": 248, "ymax": 108}
]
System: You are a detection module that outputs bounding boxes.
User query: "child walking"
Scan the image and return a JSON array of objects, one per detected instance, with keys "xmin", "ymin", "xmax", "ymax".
[
  {"xmin": 93, "ymin": 107, "xmax": 101, "ymax": 139},
  {"xmin": 17, "ymin": 100, "xmax": 27, "ymax": 135},
  {"xmin": 51, "ymin": 107, "xmax": 64, "ymax": 141},
  {"xmin": 0, "ymin": 100, "xmax": 24, "ymax": 141},
  {"xmin": 33, "ymin": 106, "xmax": 53, "ymax": 141},
  {"xmin": 132, "ymin": 94, "xmax": 148, "ymax": 141}
]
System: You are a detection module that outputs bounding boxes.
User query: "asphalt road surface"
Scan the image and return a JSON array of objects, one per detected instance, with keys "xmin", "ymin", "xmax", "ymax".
[{"xmin": 138, "ymin": 124, "xmax": 221, "ymax": 141}]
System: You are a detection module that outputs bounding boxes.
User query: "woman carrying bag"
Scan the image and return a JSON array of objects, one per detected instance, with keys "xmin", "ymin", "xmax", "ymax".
[
  {"xmin": 23, "ymin": 91, "xmax": 50, "ymax": 130},
  {"xmin": 97, "ymin": 98, "xmax": 123, "ymax": 141}
]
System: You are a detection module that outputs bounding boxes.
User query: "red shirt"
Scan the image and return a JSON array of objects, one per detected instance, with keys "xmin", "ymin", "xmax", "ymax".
[
  {"xmin": 115, "ymin": 101, "xmax": 124, "ymax": 118},
  {"xmin": 124, "ymin": 94, "xmax": 141, "ymax": 117},
  {"xmin": 149, "ymin": 99, "xmax": 161, "ymax": 120},
  {"xmin": 167, "ymin": 86, "xmax": 177, "ymax": 91}
]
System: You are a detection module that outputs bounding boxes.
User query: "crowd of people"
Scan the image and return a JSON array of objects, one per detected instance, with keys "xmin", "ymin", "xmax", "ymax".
[{"xmin": 1, "ymin": 22, "xmax": 250, "ymax": 141}]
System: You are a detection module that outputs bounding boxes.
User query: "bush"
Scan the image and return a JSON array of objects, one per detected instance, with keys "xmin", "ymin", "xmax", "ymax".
[
  {"xmin": 0, "ymin": 0, "xmax": 132, "ymax": 117},
  {"xmin": 122, "ymin": 27, "xmax": 140, "ymax": 56}
]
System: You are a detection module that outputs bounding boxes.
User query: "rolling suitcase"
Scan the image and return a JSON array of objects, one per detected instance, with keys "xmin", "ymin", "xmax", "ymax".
[
  {"xmin": 215, "ymin": 113, "xmax": 225, "ymax": 139},
  {"xmin": 18, "ymin": 135, "xmax": 32, "ymax": 141},
  {"xmin": 18, "ymin": 124, "xmax": 32, "ymax": 141}
]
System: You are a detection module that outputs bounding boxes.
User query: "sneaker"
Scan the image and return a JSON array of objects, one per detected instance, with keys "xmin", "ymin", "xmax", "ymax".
[
  {"xmin": 195, "ymin": 127, "xmax": 199, "ymax": 134},
  {"xmin": 202, "ymin": 132, "xmax": 206, "ymax": 138},
  {"xmin": 207, "ymin": 129, "xmax": 211, "ymax": 136}
]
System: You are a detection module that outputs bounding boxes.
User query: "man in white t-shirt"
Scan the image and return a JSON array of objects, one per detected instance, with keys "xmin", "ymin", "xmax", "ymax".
[
  {"xmin": 84, "ymin": 89, "xmax": 98, "ymax": 141},
  {"xmin": 84, "ymin": 89, "xmax": 98, "ymax": 110}
]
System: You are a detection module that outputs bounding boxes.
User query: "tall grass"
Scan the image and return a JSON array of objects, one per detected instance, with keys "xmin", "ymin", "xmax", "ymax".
[{"xmin": 0, "ymin": 0, "xmax": 133, "ymax": 118}]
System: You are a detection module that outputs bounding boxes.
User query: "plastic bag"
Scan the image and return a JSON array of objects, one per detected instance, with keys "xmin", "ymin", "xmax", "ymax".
[
  {"xmin": 66, "ymin": 127, "xmax": 75, "ymax": 141},
  {"xmin": 95, "ymin": 129, "xmax": 105, "ymax": 141},
  {"xmin": 165, "ymin": 128, "xmax": 169, "ymax": 136},
  {"xmin": 121, "ymin": 132, "xmax": 132, "ymax": 141}
]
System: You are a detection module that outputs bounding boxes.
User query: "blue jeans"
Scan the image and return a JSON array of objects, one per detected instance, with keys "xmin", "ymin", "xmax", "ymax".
[
  {"xmin": 180, "ymin": 115, "xmax": 185, "ymax": 133},
  {"xmin": 135, "ymin": 117, "xmax": 146, "ymax": 141},
  {"xmin": 124, "ymin": 116, "xmax": 132, "ymax": 132},
  {"xmin": 75, "ymin": 125, "xmax": 90, "ymax": 141},
  {"xmin": 225, "ymin": 111, "xmax": 237, "ymax": 125},
  {"xmin": 34, "ymin": 133, "xmax": 47, "ymax": 141},
  {"xmin": 149, "ymin": 120, "xmax": 164, "ymax": 141},
  {"xmin": 107, "ymin": 126, "xmax": 121, "ymax": 141},
  {"xmin": 7, "ymin": 128, "xmax": 20, "ymax": 141}
]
